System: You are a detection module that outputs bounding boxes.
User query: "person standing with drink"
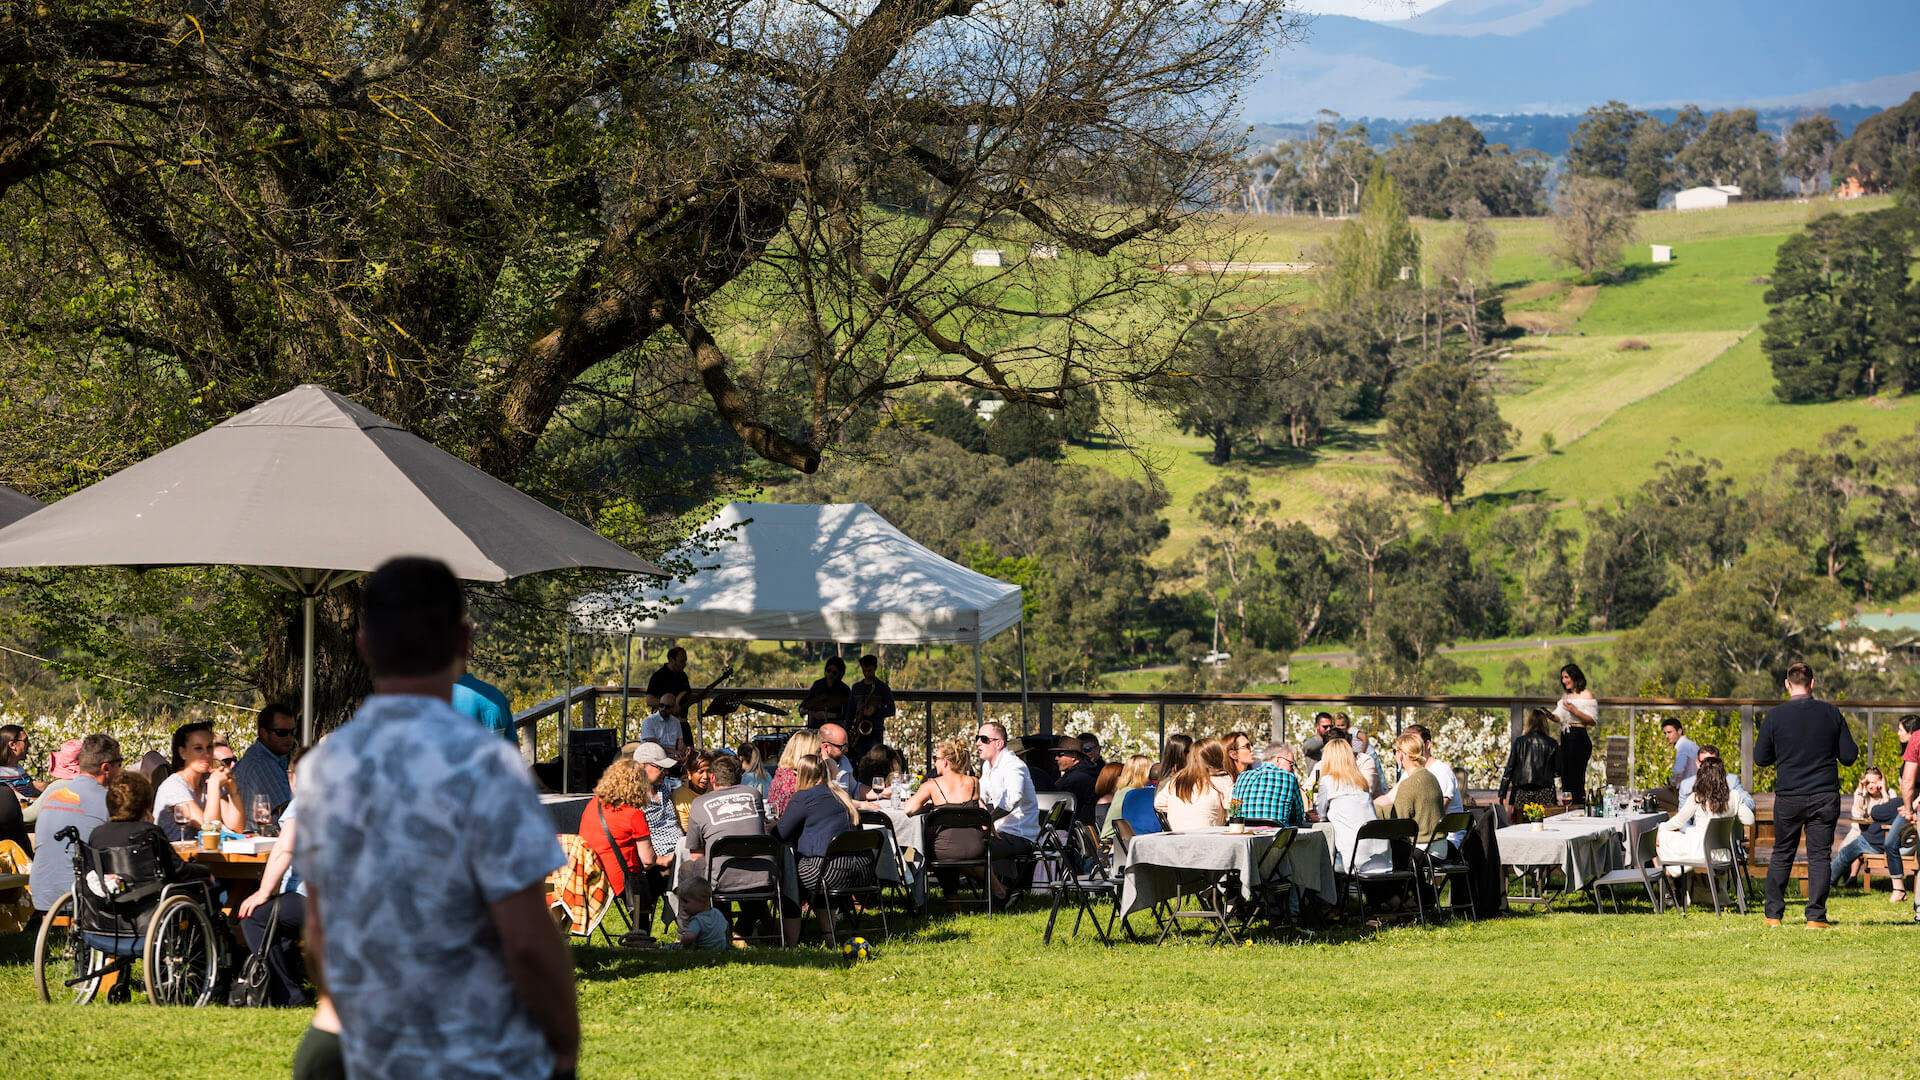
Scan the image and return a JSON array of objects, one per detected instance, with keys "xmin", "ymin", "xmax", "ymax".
[
  {"xmin": 1755, "ymin": 662, "xmax": 1857, "ymax": 929},
  {"xmin": 1553, "ymin": 663, "xmax": 1598, "ymax": 808}
]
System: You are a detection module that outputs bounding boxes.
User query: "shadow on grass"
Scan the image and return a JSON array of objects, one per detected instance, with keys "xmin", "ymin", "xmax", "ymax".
[
  {"xmin": 1609, "ymin": 261, "xmax": 1673, "ymax": 286},
  {"xmin": 570, "ymin": 908, "xmax": 994, "ymax": 980},
  {"xmin": 1192, "ymin": 427, "xmax": 1384, "ymax": 472}
]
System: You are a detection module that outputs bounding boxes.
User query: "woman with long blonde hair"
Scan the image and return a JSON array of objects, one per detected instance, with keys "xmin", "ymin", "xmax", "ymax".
[
  {"xmin": 1102, "ymin": 753, "xmax": 1157, "ymax": 842},
  {"xmin": 767, "ymin": 729, "xmax": 822, "ymax": 819},
  {"xmin": 1154, "ymin": 736, "xmax": 1233, "ymax": 831},
  {"xmin": 772, "ymin": 754, "xmax": 870, "ymax": 935},
  {"xmin": 1315, "ymin": 737, "xmax": 1389, "ymax": 873},
  {"xmin": 903, "ymin": 735, "xmax": 986, "ymax": 867}
]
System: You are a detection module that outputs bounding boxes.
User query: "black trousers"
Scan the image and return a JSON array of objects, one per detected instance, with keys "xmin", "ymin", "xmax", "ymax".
[
  {"xmin": 1766, "ymin": 790, "xmax": 1841, "ymax": 922},
  {"xmin": 1558, "ymin": 727, "xmax": 1592, "ymax": 806},
  {"xmin": 624, "ymin": 865, "xmax": 673, "ymax": 938},
  {"xmin": 240, "ymin": 893, "xmax": 308, "ymax": 1006},
  {"xmin": 988, "ymin": 833, "xmax": 1036, "ymax": 889}
]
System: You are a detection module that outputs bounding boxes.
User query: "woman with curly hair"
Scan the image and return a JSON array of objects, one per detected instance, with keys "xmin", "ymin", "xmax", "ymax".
[
  {"xmin": 766, "ymin": 729, "xmax": 822, "ymax": 819},
  {"xmin": 581, "ymin": 758, "xmax": 663, "ymax": 942}
]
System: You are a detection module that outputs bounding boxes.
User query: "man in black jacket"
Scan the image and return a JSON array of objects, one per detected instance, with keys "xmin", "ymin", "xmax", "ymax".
[{"xmin": 1754, "ymin": 662, "xmax": 1858, "ymax": 928}]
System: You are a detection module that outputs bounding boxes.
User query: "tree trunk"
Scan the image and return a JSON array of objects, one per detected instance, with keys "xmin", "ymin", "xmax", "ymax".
[
  {"xmin": 1211, "ymin": 429, "xmax": 1232, "ymax": 465},
  {"xmin": 257, "ymin": 586, "xmax": 373, "ymax": 737}
]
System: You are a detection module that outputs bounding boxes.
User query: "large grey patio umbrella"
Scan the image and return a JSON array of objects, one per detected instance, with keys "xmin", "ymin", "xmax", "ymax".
[
  {"xmin": 0, "ymin": 485, "xmax": 42, "ymax": 529},
  {"xmin": 0, "ymin": 385, "xmax": 662, "ymax": 741}
]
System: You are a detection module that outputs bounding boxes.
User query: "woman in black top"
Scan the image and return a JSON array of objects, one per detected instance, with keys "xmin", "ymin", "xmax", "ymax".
[
  {"xmin": 1498, "ymin": 708, "xmax": 1561, "ymax": 818},
  {"xmin": 88, "ymin": 771, "xmax": 211, "ymax": 887}
]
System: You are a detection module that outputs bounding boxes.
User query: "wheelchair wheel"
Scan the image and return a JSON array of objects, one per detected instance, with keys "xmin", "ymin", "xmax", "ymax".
[
  {"xmin": 144, "ymin": 894, "xmax": 219, "ymax": 1007},
  {"xmin": 34, "ymin": 891, "xmax": 105, "ymax": 1004}
]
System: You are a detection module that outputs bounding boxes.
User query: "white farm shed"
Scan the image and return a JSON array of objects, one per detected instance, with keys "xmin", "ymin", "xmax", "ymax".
[{"xmin": 1674, "ymin": 185, "xmax": 1742, "ymax": 211}]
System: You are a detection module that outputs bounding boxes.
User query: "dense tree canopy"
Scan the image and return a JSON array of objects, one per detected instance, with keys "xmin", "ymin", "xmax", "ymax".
[
  {"xmin": 1763, "ymin": 208, "xmax": 1920, "ymax": 403},
  {"xmin": 0, "ymin": 0, "xmax": 1291, "ymax": 718}
]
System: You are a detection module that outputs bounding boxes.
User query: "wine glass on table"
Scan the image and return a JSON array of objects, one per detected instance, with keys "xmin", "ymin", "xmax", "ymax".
[
  {"xmin": 251, "ymin": 793, "xmax": 275, "ymax": 837},
  {"xmin": 1556, "ymin": 779, "xmax": 1572, "ymax": 817}
]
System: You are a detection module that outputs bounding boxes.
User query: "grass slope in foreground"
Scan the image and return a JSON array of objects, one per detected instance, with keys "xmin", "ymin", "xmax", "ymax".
[{"xmin": 1, "ymin": 892, "xmax": 1911, "ymax": 1077}]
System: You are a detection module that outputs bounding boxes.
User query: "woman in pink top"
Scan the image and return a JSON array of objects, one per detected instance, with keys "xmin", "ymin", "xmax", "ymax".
[{"xmin": 1155, "ymin": 737, "xmax": 1234, "ymax": 830}]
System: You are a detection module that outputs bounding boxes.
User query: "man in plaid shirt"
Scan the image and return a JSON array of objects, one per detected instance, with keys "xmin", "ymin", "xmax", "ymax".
[{"xmin": 1230, "ymin": 743, "xmax": 1306, "ymax": 826}]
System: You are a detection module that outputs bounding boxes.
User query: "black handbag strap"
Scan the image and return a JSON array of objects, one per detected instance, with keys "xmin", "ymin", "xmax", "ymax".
[{"xmin": 596, "ymin": 802, "xmax": 636, "ymax": 883}]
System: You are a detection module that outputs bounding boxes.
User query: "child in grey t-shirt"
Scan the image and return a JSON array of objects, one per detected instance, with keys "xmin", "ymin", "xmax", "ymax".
[{"xmin": 673, "ymin": 878, "xmax": 730, "ymax": 951}]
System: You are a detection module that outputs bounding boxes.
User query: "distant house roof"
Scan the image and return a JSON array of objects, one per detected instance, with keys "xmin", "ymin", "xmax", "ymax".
[
  {"xmin": 1844, "ymin": 613, "xmax": 1920, "ymax": 634},
  {"xmin": 1676, "ymin": 184, "xmax": 1742, "ymax": 198}
]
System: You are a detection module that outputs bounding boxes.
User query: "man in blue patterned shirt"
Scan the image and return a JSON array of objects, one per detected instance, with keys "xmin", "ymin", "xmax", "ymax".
[
  {"xmin": 299, "ymin": 558, "xmax": 579, "ymax": 1080},
  {"xmin": 1230, "ymin": 743, "xmax": 1305, "ymax": 827}
]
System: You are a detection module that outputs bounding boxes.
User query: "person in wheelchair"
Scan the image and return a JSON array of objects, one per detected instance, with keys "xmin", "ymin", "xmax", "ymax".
[{"xmin": 53, "ymin": 771, "xmax": 225, "ymax": 1005}]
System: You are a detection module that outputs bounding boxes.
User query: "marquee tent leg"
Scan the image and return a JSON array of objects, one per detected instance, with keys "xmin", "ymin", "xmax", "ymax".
[
  {"xmin": 972, "ymin": 642, "xmax": 985, "ymax": 726},
  {"xmin": 1016, "ymin": 622, "xmax": 1031, "ymax": 736},
  {"xmin": 562, "ymin": 630, "xmax": 573, "ymax": 794},
  {"xmin": 620, "ymin": 633, "xmax": 633, "ymax": 743}
]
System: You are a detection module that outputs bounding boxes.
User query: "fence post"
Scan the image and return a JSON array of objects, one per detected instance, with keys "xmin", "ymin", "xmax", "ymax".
[
  {"xmin": 1038, "ymin": 698, "xmax": 1055, "ymax": 738},
  {"xmin": 1269, "ymin": 699, "xmax": 1285, "ymax": 746},
  {"xmin": 1740, "ymin": 704, "xmax": 1755, "ymax": 792},
  {"xmin": 1158, "ymin": 702, "xmax": 1166, "ymax": 747},
  {"xmin": 1507, "ymin": 702, "xmax": 1523, "ymax": 743},
  {"xmin": 1866, "ymin": 710, "xmax": 1876, "ymax": 769}
]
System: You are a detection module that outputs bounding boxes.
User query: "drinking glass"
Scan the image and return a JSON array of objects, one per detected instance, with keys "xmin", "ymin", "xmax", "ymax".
[
  {"xmin": 252, "ymin": 794, "xmax": 274, "ymax": 836},
  {"xmin": 172, "ymin": 804, "xmax": 192, "ymax": 842}
]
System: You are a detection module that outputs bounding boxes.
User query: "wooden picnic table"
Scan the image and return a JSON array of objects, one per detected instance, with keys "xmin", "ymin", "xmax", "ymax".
[{"xmin": 171, "ymin": 842, "xmax": 273, "ymax": 918}]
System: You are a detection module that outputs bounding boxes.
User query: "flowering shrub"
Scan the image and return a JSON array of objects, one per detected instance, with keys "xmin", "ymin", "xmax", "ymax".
[{"xmin": 4, "ymin": 700, "xmax": 245, "ymax": 767}]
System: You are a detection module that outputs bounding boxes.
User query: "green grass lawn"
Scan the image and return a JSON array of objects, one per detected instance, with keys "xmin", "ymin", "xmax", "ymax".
[
  {"xmin": 4, "ymin": 889, "xmax": 1911, "ymax": 1076},
  {"xmin": 1496, "ymin": 332, "xmax": 1920, "ymax": 510}
]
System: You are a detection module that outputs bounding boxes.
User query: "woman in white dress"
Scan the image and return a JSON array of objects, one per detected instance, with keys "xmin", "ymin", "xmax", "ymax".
[
  {"xmin": 1315, "ymin": 737, "xmax": 1390, "ymax": 874},
  {"xmin": 1553, "ymin": 662, "xmax": 1598, "ymax": 807},
  {"xmin": 1656, "ymin": 758, "xmax": 1753, "ymax": 869}
]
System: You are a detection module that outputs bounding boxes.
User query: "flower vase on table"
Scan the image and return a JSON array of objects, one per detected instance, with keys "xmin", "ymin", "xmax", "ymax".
[{"xmin": 1225, "ymin": 798, "xmax": 1246, "ymax": 833}]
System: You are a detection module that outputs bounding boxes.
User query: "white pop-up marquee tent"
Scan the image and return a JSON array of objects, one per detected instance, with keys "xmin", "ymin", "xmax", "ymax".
[{"xmin": 569, "ymin": 501, "xmax": 1029, "ymax": 729}]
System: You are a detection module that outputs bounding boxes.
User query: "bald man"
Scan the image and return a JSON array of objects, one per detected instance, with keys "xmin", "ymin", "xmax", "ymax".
[{"xmin": 814, "ymin": 723, "xmax": 871, "ymax": 800}]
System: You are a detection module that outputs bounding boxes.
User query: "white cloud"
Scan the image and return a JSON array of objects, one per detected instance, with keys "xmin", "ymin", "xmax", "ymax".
[{"xmin": 1294, "ymin": 0, "xmax": 1446, "ymax": 19}]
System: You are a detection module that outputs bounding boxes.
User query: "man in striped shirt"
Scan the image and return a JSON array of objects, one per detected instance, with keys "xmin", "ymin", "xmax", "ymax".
[{"xmin": 1230, "ymin": 744, "xmax": 1305, "ymax": 827}]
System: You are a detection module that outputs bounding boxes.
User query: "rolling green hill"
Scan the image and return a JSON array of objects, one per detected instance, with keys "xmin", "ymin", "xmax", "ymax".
[{"xmin": 1074, "ymin": 195, "xmax": 1911, "ymax": 566}]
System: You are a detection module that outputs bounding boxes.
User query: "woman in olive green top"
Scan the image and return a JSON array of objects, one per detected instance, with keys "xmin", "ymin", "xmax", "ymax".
[{"xmin": 1382, "ymin": 731, "xmax": 1447, "ymax": 845}]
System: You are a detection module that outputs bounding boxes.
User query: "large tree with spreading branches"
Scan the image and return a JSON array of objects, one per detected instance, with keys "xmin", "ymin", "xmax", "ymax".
[{"xmin": 0, "ymin": 0, "xmax": 1294, "ymax": 720}]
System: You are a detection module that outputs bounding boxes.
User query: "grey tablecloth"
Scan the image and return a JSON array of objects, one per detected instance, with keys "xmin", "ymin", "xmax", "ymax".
[
  {"xmin": 1118, "ymin": 825, "xmax": 1338, "ymax": 916},
  {"xmin": 1495, "ymin": 812, "xmax": 1663, "ymax": 889}
]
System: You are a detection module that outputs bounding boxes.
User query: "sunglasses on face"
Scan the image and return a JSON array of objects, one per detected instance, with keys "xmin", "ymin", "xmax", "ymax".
[
  {"xmin": 268, "ymin": 727, "xmax": 296, "ymax": 738},
  {"xmin": 822, "ymin": 741, "xmax": 845, "ymax": 751},
  {"xmin": 215, "ymin": 757, "xmax": 237, "ymax": 767}
]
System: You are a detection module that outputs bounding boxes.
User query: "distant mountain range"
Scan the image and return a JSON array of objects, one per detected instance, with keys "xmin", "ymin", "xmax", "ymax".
[
  {"xmin": 1246, "ymin": 105, "xmax": 1887, "ymax": 160},
  {"xmin": 1248, "ymin": 0, "xmax": 1920, "ymax": 121}
]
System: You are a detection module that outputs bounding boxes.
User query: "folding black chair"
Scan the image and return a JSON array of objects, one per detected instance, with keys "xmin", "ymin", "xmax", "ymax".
[
  {"xmin": 1043, "ymin": 825, "xmax": 1121, "ymax": 944},
  {"xmin": 1233, "ymin": 827, "xmax": 1299, "ymax": 937},
  {"xmin": 704, "ymin": 834, "xmax": 789, "ymax": 946},
  {"xmin": 812, "ymin": 829, "xmax": 888, "ymax": 947},
  {"xmin": 1414, "ymin": 811, "xmax": 1477, "ymax": 920},
  {"xmin": 923, "ymin": 805, "xmax": 996, "ymax": 914},
  {"xmin": 1340, "ymin": 818, "xmax": 1426, "ymax": 925}
]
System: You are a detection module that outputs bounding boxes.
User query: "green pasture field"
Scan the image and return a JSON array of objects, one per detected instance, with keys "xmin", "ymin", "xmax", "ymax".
[
  {"xmin": 1071, "ymin": 195, "xmax": 1910, "ymax": 567},
  {"xmin": 3, "ymin": 888, "xmax": 1910, "ymax": 1077}
]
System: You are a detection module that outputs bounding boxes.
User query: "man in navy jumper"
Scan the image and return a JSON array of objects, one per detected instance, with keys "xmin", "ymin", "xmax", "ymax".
[{"xmin": 1754, "ymin": 662, "xmax": 1857, "ymax": 928}]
